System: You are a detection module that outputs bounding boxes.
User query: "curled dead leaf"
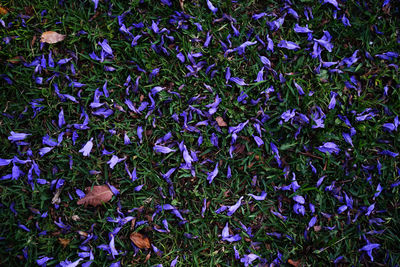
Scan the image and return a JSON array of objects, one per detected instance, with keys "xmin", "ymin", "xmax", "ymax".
[
  {"xmin": 58, "ymin": 238, "xmax": 71, "ymax": 248},
  {"xmin": 40, "ymin": 31, "xmax": 65, "ymax": 44},
  {"xmin": 51, "ymin": 188, "xmax": 62, "ymax": 205},
  {"xmin": 216, "ymin": 116, "xmax": 227, "ymax": 127},
  {"xmin": 77, "ymin": 185, "xmax": 113, "ymax": 207},
  {"xmin": 313, "ymin": 225, "xmax": 321, "ymax": 232},
  {"xmin": 78, "ymin": 231, "xmax": 88, "ymax": 237},
  {"xmin": 130, "ymin": 232, "xmax": 151, "ymax": 249},
  {"xmin": 0, "ymin": 7, "xmax": 8, "ymax": 15},
  {"xmin": 144, "ymin": 252, "xmax": 151, "ymax": 263},
  {"xmin": 288, "ymin": 259, "xmax": 301, "ymax": 267}
]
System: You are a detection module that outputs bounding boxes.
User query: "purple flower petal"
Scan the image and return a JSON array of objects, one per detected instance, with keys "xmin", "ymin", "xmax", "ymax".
[
  {"xmin": 107, "ymin": 155, "xmax": 126, "ymax": 169},
  {"xmin": 317, "ymin": 142, "xmax": 340, "ymax": 155},
  {"xmin": 8, "ymin": 131, "xmax": 31, "ymax": 142},
  {"xmin": 281, "ymin": 109, "xmax": 296, "ymax": 122},
  {"xmin": 248, "ymin": 191, "xmax": 267, "ymax": 201},
  {"xmin": 342, "ymin": 132, "xmax": 353, "ymax": 147},
  {"xmin": 154, "ymin": 145, "xmax": 176, "ymax": 154},
  {"xmin": 207, "ymin": 163, "xmax": 219, "ymax": 184},
  {"xmin": 277, "ymin": 40, "xmax": 300, "ymax": 50},
  {"xmin": 98, "ymin": 39, "xmax": 113, "ymax": 56},
  {"xmin": 229, "ymin": 77, "xmax": 247, "ymax": 86},
  {"xmin": 294, "ymin": 24, "xmax": 313, "ymax": 33},
  {"xmin": 206, "ymin": 0, "xmax": 218, "ymax": 14},
  {"xmin": 237, "ymin": 41, "xmax": 257, "ymax": 55},
  {"xmin": 39, "ymin": 147, "xmax": 54, "ymax": 157},
  {"xmin": 379, "ymin": 150, "xmax": 398, "ymax": 158},
  {"xmin": 253, "ymin": 135, "xmax": 264, "ymax": 147},
  {"xmin": 227, "ymin": 196, "xmax": 243, "ymax": 216},
  {"xmin": 293, "ymin": 81, "xmax": 305, "ymax": 96},
  {"xmin": 252, "ymin": 13, "xmax": 267, "ymax": 20},
  {"xmin": 293, "ymin": 195, "xmax": 305, "ymax": 204},
  {"xmin": 359, "ymin": 243, "xmax": 380, "ymax": 261},
  {"xmin": 328, "ymin": 92, "xmax": 338, "ymax": 109},
  {"xmin": 171, "ymin": 256, "xmax": 179, "ymax": 267},
  {"xmin": 109, "ymin": 234, "xmax": 118, "ymax": 258},
  {"xmin": 338, "ymin": 205, "xmax": 347, "ymax": 214},
  {"xmin": 79, "ymin": 138, "xmax": 94, "ymax": 157},
  {"xmin": 134, "ymin": 184, "xmax": 144, "ymax": 191},
  {"xmin": 0, "ymin": 158, "xmax": 12, "ymax": 166},
  {"xmin": 323, "ymin": 0, "xmax": 339, "ymax": 9},
  {"xmin": 308, "ymin": 217, "xmax": 317, "ymax": 229},
  {"xmin": 240, "ymin": 253, "xmax": 259, "ymax": 266}
]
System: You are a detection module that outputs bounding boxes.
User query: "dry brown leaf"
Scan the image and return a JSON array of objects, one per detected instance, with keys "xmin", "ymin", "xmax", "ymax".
[
  {"xmin": 130, "ymin": 232, "xmax": 151, "ymax": 249},
  {"xmin": 77, "ymin": 185, "xmax": 113, "ymax": 207},
  {"xmin": 7, "ymin": 56, "xmax": 25, "ymax": 64},
  {"xmin": 31, "ymin": 35, "xmax": 37, "ymax": 47},
  {"xmin": 216, "ymin": 116, "xmax": 227, "ymax": 127},
  {"xmin": 40, "ymin": 31, "xmax": 65, "ymax": 44},
  {"xmin": 144, "ymin": 252, "xmax": 151, "ymax": 263},
  {"xmin": 313, "ymin": 225, "xmax": 321, "ymax": 232},
  {"xmin": 288, "ymin": 259, "xmax": 301, "ymax": 267},
  {"xmin": 0, "ymin": 7, "xmax": 8, "ymax": 15},
  {"xmin": 78, "ymin": 231, "xmax": 88, "ymax": 237},
  {"xmin": 58, "ymin": 238, "xmax": 71, "ymax": 248}
]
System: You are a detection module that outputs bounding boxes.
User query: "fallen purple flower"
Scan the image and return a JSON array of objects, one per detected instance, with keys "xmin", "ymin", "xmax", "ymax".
[
  {"xmin": 98, "ymin": 39, "xmax": 113, "ymax": 56},
  {"xmin": 277, "ymin": 40, "xmax": 300, "ymax": 50},
  {"xmin": 248, "ymin": 191, "xmax": 267, "ymax": 201},
  {"xmin": 317, "ymin": 142, "xmax": 340, "ymax": 155},
  {"xmin": 294, "ymin": 24, "xmax": 313, "ymax": 33},
  {"xmin": 154, "ymin": 145, "xmax": 176, "ymax": 154},
  {"xmin": 221, "ymin": 222, "xmax": 241, "ymax": 242},
  {"xmin": 227, "ymin": 196, "xmax": 243, "ymax": 216},
  {"xmin": 207, "ymin": 162, "xmax": 219, "ymax": 184},
  {"xmin": 323, "ymin": 0, "xmax": 339, "ymax": 9},
  {"xmin": 107, "ymin": 155, "xmax": 126, "ymax": 169},
  {"xmin": 206, "ymin": 0, "xmax": 218, "ymax": 14},
  {"xmin": 39, "ymin": 147, "xmax": 54, "ymax": 157},
  {"xmin": 8, "ymin": 131, "xmax": 31, "ymax": 142},
  {"xmin": 240, "ymin": 253, "xmax": 259, "ymax": 267},
  {"xmin": 359, "ymin": 243, "xmax": 380, "ymax": 261},
  {"xmin": 79, "ymin": 138, "xmax": 94, "ymax": 157}
]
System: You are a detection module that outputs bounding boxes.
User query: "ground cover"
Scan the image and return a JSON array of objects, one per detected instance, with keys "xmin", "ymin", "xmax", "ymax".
[{"xmin": 0, "ymin": 0, "xmax": 399, "ymax": 266}]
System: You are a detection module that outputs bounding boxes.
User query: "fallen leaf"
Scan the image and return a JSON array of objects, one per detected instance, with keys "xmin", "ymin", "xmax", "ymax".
[
  {"xmin": 288, "ymin": 259, "xmax": 301, "ymax": 267},
  {"xmin": 130, "ymin": 232, "xmax": 151, "ymax": 249},
  {"xmin": 24, "ymin": 6, "xmax": 34, "ymax": 16},
  {"xmin": 51, "ymin": 188, "xmax": 62, "ymax": 205},
  {"xmin": 78, "ymin": 231, "xmax": 88, "ymax": 237},
  {"xmin": 7, "ymin": 56, "xmax": 25, "ymax": 64},
  {"xmin": 77, "ymin": 185, "xmax": 113, "ymax": 207},
  {"xmin": 313, "ymin": 225, "xmax": 322, "ymax": 232},
  {"xmin": 40, "ymin": 31, "xmax": 65, "ymax": 44},
  {"xmin": 51, "ymin": 231, "xmax": 61, "ymax": 236},
  {"xmin": 144, "ymin": 252, "xmax": 151, "ymax": 263},
  {"xmin": 130, "ymin": 217, "xmax": 136, "ymax": 230},
  {"xmin": 58, "ymin": 238, "xmax": 70, "ymax": 248},
  {"xmin": 0, "ymin": 7, "xmax": 8, "ymax": 15},
  {"xmin": 216, "ymin": 116, "xmax": 227, "ymax": 127}
]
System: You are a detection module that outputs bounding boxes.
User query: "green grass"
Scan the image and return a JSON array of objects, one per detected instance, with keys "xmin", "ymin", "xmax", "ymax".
[{"xmin": 0, "ymin": 0, "xmax": 400, "ymax": 266}]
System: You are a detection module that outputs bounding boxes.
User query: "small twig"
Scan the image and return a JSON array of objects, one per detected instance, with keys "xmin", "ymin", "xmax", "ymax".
[{"xmin": 298, "ymin": 151, "xmax": 323, "ymax": 160}]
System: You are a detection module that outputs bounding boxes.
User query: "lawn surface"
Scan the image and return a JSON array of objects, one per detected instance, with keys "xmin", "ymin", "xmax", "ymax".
[{"xmin": 0, "ymin": 0, "xmax": 400, "ymax": 266}]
